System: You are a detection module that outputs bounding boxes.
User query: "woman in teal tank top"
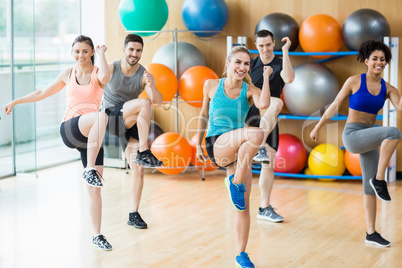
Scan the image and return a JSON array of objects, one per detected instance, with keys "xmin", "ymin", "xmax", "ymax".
[{"xmin": 196, "ymin": 46, "xmax": 272, "ymax": 268}]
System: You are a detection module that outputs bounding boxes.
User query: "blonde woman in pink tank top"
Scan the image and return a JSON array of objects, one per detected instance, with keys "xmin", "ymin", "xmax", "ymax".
[{"xmin": 3, "ymin": 35, "xmax": 112, "ymax": 250}]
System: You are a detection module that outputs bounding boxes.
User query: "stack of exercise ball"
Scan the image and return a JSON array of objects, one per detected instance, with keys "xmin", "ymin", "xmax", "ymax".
[
  {"xmin": 255, "ymin": 13, "xmax": 299, "ymax": 51},
  {"xmin": 179, "ymin": 66, "xmax": 219, "ymax": 107},
  {"xmin": 152, "ymin": 41, "xmax": 206, "ymax": 79},
  {"xmin": 283, "ymin": 62, "xmax": 339, "ymax": 116},
  {"xmin": 342, "ymin": 9, "xmax": 391, "ymax": 51},
  {"xmin": 299, "ymin": 14, "xmax": 342, "ymax": 58},
  {"xmin": 274, "ymin": 134, "xmax": 307, "ymax": 173},
  {"xmin": 150, "ymin": 132, "xmax": 192, "ymax": 175},
  {"xmin": 308, "ymin": 143, "xmax": 346, "ymax": 176},
  {"xmin": 181, "ymin": 0, "xmax": 228, "ymax": 37},
  {"xmin": 118, "ymin": 0, "xmax": 168, "ymax": 36},
  {"xmin": 188, "ymin": 133, "xmax": 219, "ymax": 171},
  {"xmin": 139, "ymin": 63, "xmax": 177, "ymax": 102}
]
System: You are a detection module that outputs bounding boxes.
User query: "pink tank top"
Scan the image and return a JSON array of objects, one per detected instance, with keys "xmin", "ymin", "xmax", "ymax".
[{"xmin": 63, "ymin": 65, "xmax": 103, "ymax": 122}]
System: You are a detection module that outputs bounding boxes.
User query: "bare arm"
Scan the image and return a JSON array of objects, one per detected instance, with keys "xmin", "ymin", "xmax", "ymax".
[
  {"xmin": 280, "ymin": 37, "xmax": 295, "ymax": 84},
  {"xmin": 196, "ymin": 79, "xmax": 215, "ymax": 163},
  {"xmin": 387, "ymin": 83, "xmax": 402, "ymax": 111},
  {"xmin": 3, "ymin": 69, "xmax": 68, "ymax": 114},
  {"xmin": 251, "ymin": 66, "xmax": 272, "ymax": 109},
  {"xmin": 95, "ymin": 45, "xmax": 110, "ymax": 87},
  {"xmin": 310, "ymin": 76, "xmax": 354, "ymax": 142},
  {"xmin": 142, "ymin": 71, "xmax": 163, "ymax": 106}
]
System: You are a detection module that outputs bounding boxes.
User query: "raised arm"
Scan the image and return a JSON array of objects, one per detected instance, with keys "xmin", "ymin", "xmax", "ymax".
[
  {"xmin": 142, "ymin": 70, "xmax": 163, "ymax": 106},
  {"xmin": 251, "ymin": 66, "xmax": 272, "ymax": 109},
  {"xmin": 3, "ymin": 69, "xmax": 68, "ymax": 115},
  {"xmin": 95, "ymin": 45, "xmax": 110, "ymax": 87},
  {"xmin": 310, "ymin": 76, "xmax": 354, "ymax": 142},
  {"xmin": 280, "ymin": 37, "xmax": 295, "ymax": 84},
  {"xmin": 196, "ymin": 79, "xmax": 214, "ymax": 163}
]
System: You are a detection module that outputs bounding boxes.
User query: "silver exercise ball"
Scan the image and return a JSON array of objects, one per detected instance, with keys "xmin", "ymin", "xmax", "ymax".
[
  {"xmin": 342, "ymin": 9, "xmax": 391, "ymax": 51},
  {"xmin": 255, "ymin": 13, "xmax": 299, "ymax": 51},
  {"xmin": 152, "ymin": 41, "xmax": 206, "ymax": 79},
  {"xmin": 283, "ymin": 62, "xmax": 339, "ymax": 116}
]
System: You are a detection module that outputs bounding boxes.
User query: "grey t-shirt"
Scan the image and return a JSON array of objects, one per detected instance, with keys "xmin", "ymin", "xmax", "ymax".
[{"xmin": 102, "ymin": 60, "xmax": 146, "ymax": 110}]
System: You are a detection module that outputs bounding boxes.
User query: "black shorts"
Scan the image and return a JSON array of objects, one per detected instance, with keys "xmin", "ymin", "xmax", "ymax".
[
  {"xmin": 205, "ymin": 134, "xmax": 236, "ymax": 168},
  {"xmin": 105, "ymin": 103, "xmax": 139, "ymax": 151},
  {"xmin": 245, "ymin": 104, "xmax": 279, "ymax": 151},
  {"xmin": 60, "ymin": 116, "xmax": 104, "ymax": 167}
]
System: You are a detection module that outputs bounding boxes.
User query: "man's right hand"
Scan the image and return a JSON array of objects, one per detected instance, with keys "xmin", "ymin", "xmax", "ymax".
[{"xmin": 281, "ymin": 37, "xmax": 291, "ymax": 52}]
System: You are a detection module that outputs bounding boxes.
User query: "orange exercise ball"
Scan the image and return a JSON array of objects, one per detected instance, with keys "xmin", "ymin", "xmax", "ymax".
[
  {"xmin": 189, "ymin": 133, "xmax": 219, "ymax": 171},
  {"xmin": 150, "ymin": 132, "xmax": 192, "ymax": 175},
  {"xmin": 139, "ymin": 63, "xmax": 178, "ymax": 102},
  {"xmin": 344, "ymin": 150, "xmax": 362, "ymax": 176},
  {"xmin": 299, "ymin": 14, "xmax": 342, "ymax": 58},
  {"xmin": 178, "ymin": 66, "xmax": 218, "ymax": 107}
]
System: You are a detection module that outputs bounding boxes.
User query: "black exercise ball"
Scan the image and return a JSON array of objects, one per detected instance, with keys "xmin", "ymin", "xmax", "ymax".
[
  {"xmin": 342, "ymin": 9, "xmax": 391, "ymax": 51},
  {"xmin": 255, "ymin": 13, "xmax": 299, "ymax": 51}
]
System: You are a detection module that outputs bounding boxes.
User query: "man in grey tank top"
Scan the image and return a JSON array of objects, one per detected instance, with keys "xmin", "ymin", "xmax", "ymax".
[{"xmin": 103, "ymin": 34, "xmax": 163, "ymax": 229}]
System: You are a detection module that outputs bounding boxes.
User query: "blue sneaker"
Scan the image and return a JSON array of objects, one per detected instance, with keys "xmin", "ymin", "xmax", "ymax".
[
  {"xmin": 224, "ymin": 174, "xmax": 246, "ymax": 211},
  {"xmin": 236, "ymin": 252, "xmax": 254, "ymax": 268}
]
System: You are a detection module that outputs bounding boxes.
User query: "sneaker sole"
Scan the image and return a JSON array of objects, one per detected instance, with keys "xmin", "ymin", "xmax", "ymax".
[
  {"xmin": 365, "ymin": 239, "xmax": 391, "ymax": 248},
  {"xmin": 92, "ymin": 243, "xmax": 112, "ymax": 251},
  {"xmin": 127, "ymin": 221, "xmax": 148, "ymax": 229},
  {"xmin": 235, "ymin": 262, "xmax": 254, "ymax": 268},
  {"xmin": 134, "ymin": 159, "xmax": 163, "ymax": 168},
  {"xmin": 224, "ymin": 177, "xmax": 246, "ymax": 211},
  {"xmin": 369, "ymin": 179, "xmax": 391, "ymax": 202},
  {"xmin": 257, "ymin": 214, "xmax": 283, "ymax": 222},
  {"xmin": 252, "ymin": 159, "xmax": 271, "ymax": 164},
  {"xmin": 81, "ymin": 177, "xmax": 103, "ymax": 188}
]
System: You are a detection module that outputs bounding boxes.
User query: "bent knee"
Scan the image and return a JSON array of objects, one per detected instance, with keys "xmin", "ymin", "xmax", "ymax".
[
  {"xmin": 248, "ymin": 127, "xmax": 264, "ymax": 145},
  {"xmin": 139, "ymin": 97, "xmax": 152, "ymax": 107},
  {"xmin": 97, "ymin": 111, "xmax": 108, "ymax": 123},
  {"xmin": 272, "ymin": 97, "xmax": 283, "ymax": 111},
  {"xmin": 388, "ymin": 127, "xmax": 401, "ymax": 140}
]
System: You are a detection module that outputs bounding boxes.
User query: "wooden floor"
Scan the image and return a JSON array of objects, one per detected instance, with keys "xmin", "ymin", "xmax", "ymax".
[{"xmin": 1, "ymin": 162, "xmax": 402, "ymax": 268}]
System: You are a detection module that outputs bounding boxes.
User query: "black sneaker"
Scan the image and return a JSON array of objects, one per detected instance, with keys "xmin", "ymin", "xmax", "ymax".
[
  {"xmin": 127, "ymin": 212, "xmax": 148, "ymax": 229},
  {"xmin": 369, "ymin": 177, "xmax": 391, "ymax": 202},
  {"xmin": 365, "ymin": 231, "xmax": 391, "ymax": 247},
  {"xmin": 83, "ymin": 169, "xmax": 103, "ymax": 188},
  {"xmin": 134, "ymin": 149, "xmax": 163, "ymax": 167},
  {"xmin": 92, "ymin": 234, "xmax": 112, "ymax": 251},
  {"xmin": 252, "ymin": 146, "xmax": 270, "ymax": 164}
]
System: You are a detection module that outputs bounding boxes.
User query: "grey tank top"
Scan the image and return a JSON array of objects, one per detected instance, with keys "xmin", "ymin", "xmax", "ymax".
[{"xmin": 102, "ymin": 60, "xmax": 146, "ymax": 110}]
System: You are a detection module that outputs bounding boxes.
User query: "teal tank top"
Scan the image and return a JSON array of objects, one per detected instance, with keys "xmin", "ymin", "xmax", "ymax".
[{"xmin": 206, "ymin": 78, "xmax": 250, "ymax": 137}]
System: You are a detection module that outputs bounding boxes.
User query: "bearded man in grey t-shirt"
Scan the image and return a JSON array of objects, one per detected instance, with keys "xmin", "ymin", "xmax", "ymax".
[{"xmin": 103, "ymin": 34, "xmax": 163, "ymax": 229}]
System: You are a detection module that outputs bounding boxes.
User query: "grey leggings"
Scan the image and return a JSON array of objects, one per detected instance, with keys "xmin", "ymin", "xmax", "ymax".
[{"xmin": 342, "ymin": 123, "xmax": 401, "ymax": 195}]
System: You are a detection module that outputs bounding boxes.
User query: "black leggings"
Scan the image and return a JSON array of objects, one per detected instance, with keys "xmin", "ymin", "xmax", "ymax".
[{"xmin": 60, "ymin": 116, "xmax": 104, "ymax": 167}]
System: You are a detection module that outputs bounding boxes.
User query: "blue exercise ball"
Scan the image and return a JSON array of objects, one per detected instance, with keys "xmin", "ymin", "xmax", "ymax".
[
  {"xmin": 181, "ymin": 0, "xmax": 228, "ymax": 37},
  {"xmin": 283, "ymin": 63, "xmax": 339, "ymax": 116},
  {"xmin": 255, "ymin": 13, "xmax": 299, "ymax": 51},
  {"xmin": 118, "ymin": 0, "xmax": 169, "ymax": 36},
  {"xmin": 152, "ymin": 41, "xmax": 206, "ymax": 79},
  {"xmin": 342, "ymin": 9, "xmax": 391, "ymax": 51}
]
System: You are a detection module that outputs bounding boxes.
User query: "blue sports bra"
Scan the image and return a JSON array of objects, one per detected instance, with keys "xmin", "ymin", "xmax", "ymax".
[{"xmin": 349, "ymin": 73, "xmax": 387, "ymax": 115}]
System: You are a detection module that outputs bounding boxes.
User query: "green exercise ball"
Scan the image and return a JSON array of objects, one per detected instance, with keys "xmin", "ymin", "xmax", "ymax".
[{"xmin": 118, "ymin": 0, "xmax": 169, "ymax": 36}]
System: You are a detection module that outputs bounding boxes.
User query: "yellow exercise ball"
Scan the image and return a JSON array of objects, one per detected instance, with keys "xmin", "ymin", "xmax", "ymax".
[{"xmin": 308, "ymin": 143, "xmax": 345, "ymax": 176}]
